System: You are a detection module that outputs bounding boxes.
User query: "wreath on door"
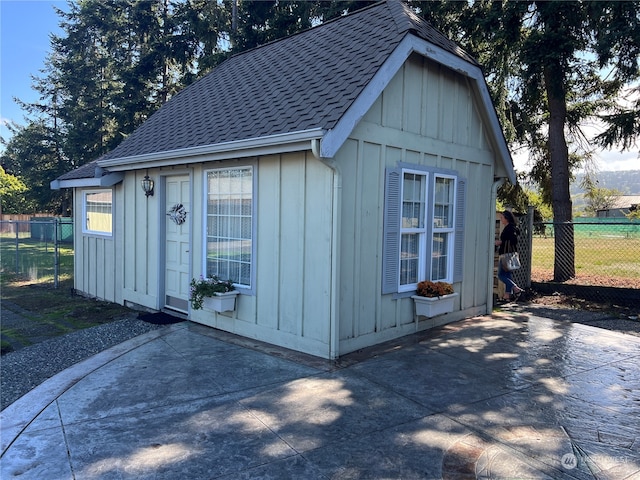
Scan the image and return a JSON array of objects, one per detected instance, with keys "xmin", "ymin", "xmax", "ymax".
[{"xmin": 167, "ymin": 203, "xmax": 188, "ymax": 225}]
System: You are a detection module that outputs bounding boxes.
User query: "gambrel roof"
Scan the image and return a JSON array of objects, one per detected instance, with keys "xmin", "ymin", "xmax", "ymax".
[{"xmin": 53, "ymin": 0, "xmax": 514, "ymax": 187}]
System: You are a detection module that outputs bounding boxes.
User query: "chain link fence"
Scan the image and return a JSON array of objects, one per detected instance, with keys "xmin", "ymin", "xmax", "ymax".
[
  {"xmin": 496, "ymin": 211, "xmax": 639, "ymax": 307},
  {"xmin": 0, "ymin": 218, "xmax": 74, "ymax": 287},
  {"xmin": 529, "ymin": 218, "xmax": 640, "ymax": 306}
]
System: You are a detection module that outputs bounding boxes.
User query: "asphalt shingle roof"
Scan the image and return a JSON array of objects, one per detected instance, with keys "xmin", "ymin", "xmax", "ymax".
[
  {"xmin": 98, "ymin": 0, "xmax": 477, "ymax": 164},
  {"xmin": 55, "ymin": 160, "xmax": 101, "ymax": 181}
]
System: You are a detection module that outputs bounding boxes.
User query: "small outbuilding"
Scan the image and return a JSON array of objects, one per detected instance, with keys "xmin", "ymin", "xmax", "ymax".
[
  {"xmin": 52, "ymin": 0, "xmax": 515, "ymax": 359},
  {"xmin": 596, "ymin": 195, "xmax": 640, "ymax": 218}
]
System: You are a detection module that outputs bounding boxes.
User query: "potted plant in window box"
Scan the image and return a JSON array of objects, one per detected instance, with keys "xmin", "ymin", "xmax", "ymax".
[
  {"xmin": 411, "ymin": 281, "xmax": 458, "ymax": 318},
  {"xmin": 189, "ymin": 275, "xmax": 238, "ymax": 313}
]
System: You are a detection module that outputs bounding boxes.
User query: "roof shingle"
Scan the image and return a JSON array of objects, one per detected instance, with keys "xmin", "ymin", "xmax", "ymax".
[{"xmin": 98, "ymin": 0, "xmax": 477, "ymax": 164}]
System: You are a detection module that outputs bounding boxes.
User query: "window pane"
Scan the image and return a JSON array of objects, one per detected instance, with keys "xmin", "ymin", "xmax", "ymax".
[
  {"xmin": 206, "ymin": 167, "xmax": 253, "ymax": 287},
  {"xmin": 402, "ymin": 173, "xmax": 425, "ymax": 228},
  {"xmin": 433, "ymin": 177, "xmax": 453, "ymax": 229},
  {"xmin": 400, "ymin": 233, "xmax": 420, "ymax": 285},
  {"xmin": 240, "ymin": 263, "xmax": 251, "ymax": 286},
  {"xmin": 431, "ymin": 233, "xmax": 449, "ymax": 280},
  {"xmin": 241, "ymin": 217, "xmax": 252, "ymax": 239},
  {"xmin": 84, "ymin": 191, "xmax": 112, "ymax": 235}
]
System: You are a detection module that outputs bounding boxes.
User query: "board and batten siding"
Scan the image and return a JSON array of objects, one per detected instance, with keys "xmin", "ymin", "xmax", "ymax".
[
  {"xmin": 119, "ymin": 170, "xmax": 161, "ymax": 308},
  {"xmin": 73, "ymin": 186, "xmax": 119, "ymax": 303},
  {"xmin": 335, "ymin": 54, "xmax": 496, "ymax": 355},
  {"xmin": 190, "ymin": 153, "xmax": 334, "ymax": 358},
  {"xmin": 76, "ymin": 170, "xmax": 164, "ymax": 307}
]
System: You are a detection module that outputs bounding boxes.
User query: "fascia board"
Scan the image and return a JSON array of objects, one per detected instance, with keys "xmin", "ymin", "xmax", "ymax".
[
  {"xmin": 50, "ymin": 172, "xmax": 124, "ymax": 190},
  {"xmin": 97, "ymin": 128, "xmax": 325, "ymax": 172},
  {"xmin": 321, "ymin": 34, "xmax": 516, "ymax": 184}
]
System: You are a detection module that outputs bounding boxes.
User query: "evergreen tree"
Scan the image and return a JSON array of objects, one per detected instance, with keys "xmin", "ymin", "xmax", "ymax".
[
  {"xmin": 4, "ymin": 0, "xmax": 638, "ymax": 240},
  {"xmin": 229, "ymin": 1, "xmax": 319, "ymax": 52},
  {"xmin": 416, "ymin": 0, "xmax": 639, "ymax": 282},
  {"xmin": 0, "ymin": 121, "xmax": 70, "ymax": 213}
]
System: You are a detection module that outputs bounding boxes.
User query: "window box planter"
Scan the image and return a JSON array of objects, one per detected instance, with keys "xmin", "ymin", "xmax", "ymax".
[
  {"xmin": 411, "ymin": 292, "xmax": 458, "ymax": 318},
  {"xmin": 202, "ymin": 291, "xmax": 240, "ymax": 313}
]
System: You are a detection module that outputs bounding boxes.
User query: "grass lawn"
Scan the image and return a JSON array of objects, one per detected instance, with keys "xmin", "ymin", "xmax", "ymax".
[
  {"xmin": 531, "ymin": 236, "xmax": 640, "ymax": 283},
  {"xmin": 1, "ymin": 277, "xmax": 135, "ymax": 355},
  {"xmin": 0, "ymin": 235, "xmax": 74, "ymax": 284}
]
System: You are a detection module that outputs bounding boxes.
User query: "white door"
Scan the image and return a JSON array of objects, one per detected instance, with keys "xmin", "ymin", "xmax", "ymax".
[{"xmin": 164, "ymin": 175, "xmax": 190, "ymax": 312}]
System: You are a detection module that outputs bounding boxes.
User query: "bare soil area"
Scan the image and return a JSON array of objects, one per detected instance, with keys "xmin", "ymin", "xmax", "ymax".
[{"xmin": 531, "ymin": 268, "xmax": 640, "ymax": 289}]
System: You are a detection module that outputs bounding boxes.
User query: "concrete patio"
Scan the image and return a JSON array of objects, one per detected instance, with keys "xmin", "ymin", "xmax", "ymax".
[{"xmin": 2, "ymin": 312, "xmax": 639, "ymax": 479}]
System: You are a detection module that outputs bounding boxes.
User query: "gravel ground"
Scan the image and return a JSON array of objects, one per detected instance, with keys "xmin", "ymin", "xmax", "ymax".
[
  {"xmin": 1, "ymin": 300, "xmax": 639, "ymax": 412},
  {"xmin": 0, "ymin": 316, "xmax": 165, "ymax": 411}
]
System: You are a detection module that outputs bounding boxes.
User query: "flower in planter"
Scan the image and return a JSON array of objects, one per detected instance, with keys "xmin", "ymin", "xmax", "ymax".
[
  {"xmin": 189, "ymin": 275, "xmax": 236, "ymax": 310},
  {"xmin": 416, "ymin": 280, "xmax": 454, "ymax": 298}
]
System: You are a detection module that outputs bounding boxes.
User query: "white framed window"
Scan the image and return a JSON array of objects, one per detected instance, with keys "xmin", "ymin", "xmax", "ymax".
[
  {"xmin": 399, "ymin": 170, "xmax": 428, "ymax": 291},
  {"xmin": 382, "ymin": 165, "xmax": 465, "ymax": 295},
  {"xmin": 205, "ymin": 166, "xmax": 254, "ymax": 288},
  {"xmin": 431, "ymin": 175, "xmax": 456, "ymax": 282},
  {"xmin": 82, "ymin": 190, "xmax": 113, "ymax": 236}
]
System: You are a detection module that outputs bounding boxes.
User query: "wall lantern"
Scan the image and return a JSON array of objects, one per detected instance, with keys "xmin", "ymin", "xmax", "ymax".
[{"xmin": 141, "ymin": 175, "xmax": 155, "ymax": 197}]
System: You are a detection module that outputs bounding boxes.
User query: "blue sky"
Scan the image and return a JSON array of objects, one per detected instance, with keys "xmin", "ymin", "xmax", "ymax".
[
  {"xmin": 1, "ymin": 1, "xmax": 67, "ymax": 144},
  {"xmin": 0, "ymin": 0, "xmax": 637, "ymax": 171}
]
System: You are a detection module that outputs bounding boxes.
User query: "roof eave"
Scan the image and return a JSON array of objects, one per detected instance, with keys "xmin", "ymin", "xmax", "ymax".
[
  {"xmin": 50, "ymin": 172, "xmax": 125, "ymax": 190},
  {"xmin": 98, "ymin": 128, "xmax": 325, "ymax": 171}
]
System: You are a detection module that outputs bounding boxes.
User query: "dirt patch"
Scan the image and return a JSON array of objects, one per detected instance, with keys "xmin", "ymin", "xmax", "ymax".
[
  {"xmin": 531, "ymin": 268, "xmax": 640, "ymax": 289},
  {"xmin": 526, "ymin": 285, "xmax": 634, "ymax": 309},
  {"xmin": 519, "ymin": 286, "xmax": 639, "ymax": 331}
]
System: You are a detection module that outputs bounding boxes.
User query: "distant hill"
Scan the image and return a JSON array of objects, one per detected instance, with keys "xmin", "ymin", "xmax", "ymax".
[{"xmin": 570, "ymin": 170, "xmax": 640, "ymax": 196}]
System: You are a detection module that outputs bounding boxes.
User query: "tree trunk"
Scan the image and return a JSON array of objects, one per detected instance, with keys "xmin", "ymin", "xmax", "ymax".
[{"xmin": 543, "ymin": 62, "xmax": 575, "ymax": 282}]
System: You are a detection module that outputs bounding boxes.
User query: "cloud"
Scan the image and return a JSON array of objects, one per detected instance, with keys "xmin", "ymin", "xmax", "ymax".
[
  {"xmin": 512, "ymin": 125, "xmax": 639, "ymax": 174},
  {"xmin": 597, "ymin": 150, "xmax": 639, "ymax": 172}
]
